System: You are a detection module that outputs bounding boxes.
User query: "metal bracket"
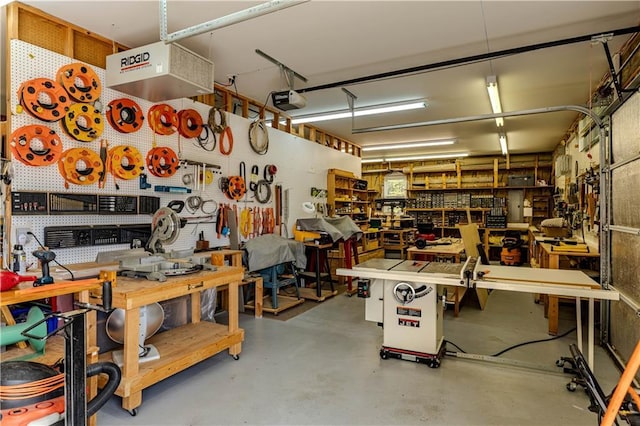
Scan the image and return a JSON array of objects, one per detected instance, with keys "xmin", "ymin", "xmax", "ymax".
[
  {"xmin": 342, "ymin": 88, "xmax": 358, "ymax": 127},
  {"xmin": 255, "ymin": 49, "xmax": 308, "ymax": 90},
  {"xmin": 160, "ymin": 0, "xmax": 309, "ymax": 44}
]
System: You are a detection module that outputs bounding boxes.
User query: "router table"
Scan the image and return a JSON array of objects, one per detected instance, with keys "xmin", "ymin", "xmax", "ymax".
[{"xmin": 337, "ymin": 258, "xmax": 619, "ymax": 370}]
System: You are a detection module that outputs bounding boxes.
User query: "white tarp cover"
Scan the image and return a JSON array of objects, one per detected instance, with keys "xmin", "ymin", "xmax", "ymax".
[
  {"xmin": 296, "ymin": 216, "xmax": 363, "ymax": 242},
  {"xmin": 244, "ymin": 234, "xmax": 307, "ymax": 272}
]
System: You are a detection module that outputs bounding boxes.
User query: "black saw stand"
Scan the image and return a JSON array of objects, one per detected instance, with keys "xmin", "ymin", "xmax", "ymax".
[
  {"xmin": 558, "ymin": 344, "xmax": 639, "ymax": 425},
  {"xmin": 20, "ymin": 281, "xmax": 121, "ymax": 425}
]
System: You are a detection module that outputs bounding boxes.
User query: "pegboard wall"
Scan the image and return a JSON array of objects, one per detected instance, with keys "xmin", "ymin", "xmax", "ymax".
[{"xmin": 8, "ymin": 40, "xmax": 360, "ymax": 268}]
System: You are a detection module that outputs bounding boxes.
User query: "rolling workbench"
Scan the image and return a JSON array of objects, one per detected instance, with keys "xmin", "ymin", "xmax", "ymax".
[{"xmin": 93, "ymin": 266, "xmax": 245, "ymax": 415}]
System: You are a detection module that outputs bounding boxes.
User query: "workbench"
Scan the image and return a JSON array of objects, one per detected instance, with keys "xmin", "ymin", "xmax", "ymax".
[
  {"xmin": 406, "ymin": 241, "xmax": 466, "ymax": 316},
  {"xmin": 338, "ymin": 258, "xmax": 618, "ymax": 371},
  {"xmin": 535, "ymin": 240, "xmax": 600, "ymax": 335},
  {"xmin": 94, "ymin": 266, "xmax": 245, "ymax": 414},
  {"xmin": 406, "ymin": 240, "xmax": 466, "ymax": 263}
]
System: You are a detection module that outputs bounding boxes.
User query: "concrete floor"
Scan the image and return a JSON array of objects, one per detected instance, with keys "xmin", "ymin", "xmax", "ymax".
[{"xmin": 98, "ymin": 289, "xmax": 621, "ymax": 426}]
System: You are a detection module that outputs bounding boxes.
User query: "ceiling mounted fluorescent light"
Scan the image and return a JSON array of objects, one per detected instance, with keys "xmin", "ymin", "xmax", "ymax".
[
  {"xmin": 499, "ymin": 134, "xmax": 508, "ymax": 156},
  {"xmin": 362, "ymin": 139, "xmax": 455, "ymax": 152},
  {"xmin": 486, "ymin": 76, "xmax": 504, "ymax": 127},
  {"xmin": 362, "ymin": 153, "xmax": 469, "ymax": 163},
  {"xmin": 291, "ymin": 101, "xmax": 426, "ymax": 125},
  {"xmin": 387, "ymin": 153, "xmax": 469, "ymax": 162}
]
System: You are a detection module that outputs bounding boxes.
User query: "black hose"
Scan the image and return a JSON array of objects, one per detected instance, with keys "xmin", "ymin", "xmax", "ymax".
[
  {"xmin": 444, "ymin": 339, "xmax": 467, "ymax": 354},
  {"xmin": 86, "ymin": 361, "xmax": 121, "ymax": 416},
  {"xmin": 491, "ymin": 327, "xmax": 577, "ymax": 357},
  {"xmin": 445, "ymin": 327, "xmax": 577, "ymax": 358}
]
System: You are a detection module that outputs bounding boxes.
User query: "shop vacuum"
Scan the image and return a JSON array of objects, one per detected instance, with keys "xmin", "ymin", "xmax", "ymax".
[{"xmin": 500, "ymin": 230, "xmax": 524, "ymax": 266}]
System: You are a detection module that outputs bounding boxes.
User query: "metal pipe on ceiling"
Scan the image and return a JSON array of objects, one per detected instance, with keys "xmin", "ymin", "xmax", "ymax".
[
  {"xmin": 159, "ymin": 0, "xmax": 309, "ymax": 44},
  {"xmin": 297, "ymin": 26, "xmax": 640, "ymax": 94},
  {"xmin": 352, "ymin": 105, "xmax": 603, "ymax": 134}
]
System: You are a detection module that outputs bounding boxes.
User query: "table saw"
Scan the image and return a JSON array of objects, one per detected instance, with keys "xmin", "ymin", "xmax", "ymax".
[{"xmin": 338, "ymin": 258, "xmax": 619, "ymax": 370}]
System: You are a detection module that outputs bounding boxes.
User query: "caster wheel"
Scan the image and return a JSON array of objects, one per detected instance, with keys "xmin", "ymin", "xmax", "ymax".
[
  {"xmin": 232, "ymin": 354, "xmax": 240, "ymax": 360},
  {"xmin": 556, "ymin": 359, "xmax": 565, "ymax": 368},
  {"xmin": 347, "ymin": 293, "xmax": 353, "ymax": 298},
  {"xmin": 379, "ymin": 350, "xmax": 388, "ymax": 360},
  {"xmin": 566, "ymin": 382, "xmax": 577, "ymax": 392},
  {"xmin": 428, "ymin": 360, "xmax": 441, "ymax": 368},
  {"xmin": 128, "ymin": 409, "xmax": 138, "ymax": 416}
]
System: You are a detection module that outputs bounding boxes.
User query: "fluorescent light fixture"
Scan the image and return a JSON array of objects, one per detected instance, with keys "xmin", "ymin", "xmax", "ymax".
[
  {"xmin": 291, "ymin": 101, "xmax": 426, "ymax": 125},
  {"xmin": 499, "ymin": 133, "xmax": 508, "ymax": 155},
  {"xmin": 362, "ymin": 153, "xmax": 469, "ymax": 163},
  {"xmin": 486, "ymin": 76, "xmax": 504, "ymax": 127},
  {"xmin": 362, "ymin": 139, "xmax": 455, "ymax": 152}
]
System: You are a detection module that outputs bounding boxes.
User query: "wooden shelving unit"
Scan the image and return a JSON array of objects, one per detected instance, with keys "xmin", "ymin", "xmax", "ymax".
[
  {"xmin": 397, "ymin": 154, "xmax": 554, "ymax": 229},
  {"xmin": 381, "ymin": 229, "xmax": 416, "ymax": 259},
  {"xmin": 327, "ymin": 168, "xmax": 371, "ymax": 225}
]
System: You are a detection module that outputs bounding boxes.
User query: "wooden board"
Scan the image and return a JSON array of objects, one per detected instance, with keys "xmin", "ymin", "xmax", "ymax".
[
  {"xmin": 407, "ymin": 242, "xmax": 465, "ymax": 256},
  {"xmin": 458, "ymin": 224, "xmax": 481, "ymax": 257},
  {"xmin": 482, "ymin": 265, "xmax": 600, "ymax": 288},
  {"xmin": 298, "ymin": 287, "xmax": 337, "ymax": 302},
  {"xmin": 245, "ymin": 295, "xmax": 305, "ymax": 315}
]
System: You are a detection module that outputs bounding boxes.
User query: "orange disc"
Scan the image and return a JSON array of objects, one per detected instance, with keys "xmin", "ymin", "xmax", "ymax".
[
  {"xmin": 108, "ymin": 145, "xmax": 144, "ymax": 180},
  {"xmin": 226, "ymin": 176, "xmax": 246, "ymax": 200},
  {"xmin": 106, "ymin": 98, "xmax": 145, "ymax": 133},
  {"xmin": 61, "ymin": 103, "xmax": 104, "ymax": 142},
  {"xmin": 10, "ymin": 124, "xmax": 63, "ymax": 166},
  {"xmin": 146, "ymin": 146, "xmax": 179, "ymax": 177},
  {"xmin": 177, "ymin": 109, "xmax": 203, "ymax": 139},
  {"xmin": 58, "ymin": 147, "xmax": 104, "ymax": 186},
  {"xmin": 18, "ymin": 78, "xmax": 71, "ymax": 122},
  {"xmin": 56, "ymin": 62, "xmax": 102, "ymax": 102},
  {"xmin": 148, "ymin": 104, "xmax": 178, "ymax": 136}
]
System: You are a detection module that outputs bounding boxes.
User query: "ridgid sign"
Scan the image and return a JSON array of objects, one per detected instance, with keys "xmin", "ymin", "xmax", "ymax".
[{"xmin": 120, "ymin": 51, "xmax": 151, "ymax": 71}]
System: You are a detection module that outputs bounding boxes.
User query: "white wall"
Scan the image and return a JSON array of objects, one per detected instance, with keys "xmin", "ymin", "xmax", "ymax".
[{"xmin": 7, "ymin": 39, "xmax": 359, "ymax": 267}]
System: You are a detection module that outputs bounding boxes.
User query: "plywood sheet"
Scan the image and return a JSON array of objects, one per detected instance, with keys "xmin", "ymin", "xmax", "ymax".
[
  {"xmin": 458, "ymin": 224, "xmax": 481, "ymax": 257},
  {"xmin": 482, "ymin": 265, "xmax": 599, "ymax": 287}
]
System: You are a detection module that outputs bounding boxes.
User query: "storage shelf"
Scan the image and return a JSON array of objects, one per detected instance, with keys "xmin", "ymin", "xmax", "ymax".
[
  {"xmin": 327, "ymin": 168, "xmax": 375, "ymax": 221},
  {"xmin": 406, "ymin": 208, "xmax": 491, "ymax": 212},
  {"xmin": 408, "ymin": 185, "xmax": 554, "ymax": 191},
  {"xmin": 99, "ymin": 321, "xmax": 243, "ymax": 397}
]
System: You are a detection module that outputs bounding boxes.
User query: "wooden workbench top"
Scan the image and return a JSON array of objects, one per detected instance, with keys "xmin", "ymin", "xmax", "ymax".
[{"xmin": 0, "ymin": 278, "xmax": 102, "ymax": 306}]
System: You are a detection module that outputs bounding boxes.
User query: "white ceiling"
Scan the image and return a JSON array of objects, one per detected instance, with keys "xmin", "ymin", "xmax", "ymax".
[{"xmin": 19, "ymin": 0, "xmax": 640, "ymax": 160}]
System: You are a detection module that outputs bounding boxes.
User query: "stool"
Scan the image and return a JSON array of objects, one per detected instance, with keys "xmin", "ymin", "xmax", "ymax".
[{"xmin": 299, "ymin": 243, "xmax": 334, "ymax": 298}]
